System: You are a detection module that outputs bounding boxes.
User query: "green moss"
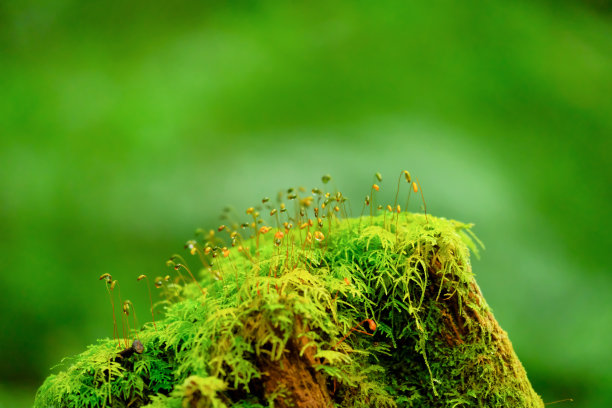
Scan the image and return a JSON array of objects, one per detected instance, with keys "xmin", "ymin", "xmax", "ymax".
[{"xmin": 35, "ymin": 207, "xmax": 543, "ymax": 407}]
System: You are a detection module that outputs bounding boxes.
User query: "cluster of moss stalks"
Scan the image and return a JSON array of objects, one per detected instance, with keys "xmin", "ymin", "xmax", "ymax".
[{"xmin": 35, "ymin": 181, "xmax": 544, "ymax": 408}]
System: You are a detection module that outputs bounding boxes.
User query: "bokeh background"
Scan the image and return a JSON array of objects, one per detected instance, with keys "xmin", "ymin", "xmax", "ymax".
[{"xmin": 1, "ymin": 1, "xmax": 611, "ymax": 406}]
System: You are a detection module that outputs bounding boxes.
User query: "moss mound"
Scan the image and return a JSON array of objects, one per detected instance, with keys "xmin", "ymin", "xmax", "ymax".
[{"xmin": 35, "ymin": 204, "xmax": 543, "ymax": 407}]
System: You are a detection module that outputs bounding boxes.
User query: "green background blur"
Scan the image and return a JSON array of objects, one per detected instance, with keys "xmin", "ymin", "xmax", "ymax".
[{"xmin": 1, "ymin": 1, "xmax": 611, "ymax": 407}]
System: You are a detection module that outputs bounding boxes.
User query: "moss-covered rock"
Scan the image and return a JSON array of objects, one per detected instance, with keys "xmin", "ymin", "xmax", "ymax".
[{"xmin": 35, "ymin": 205, "xmax": 543, "ymax": 407}]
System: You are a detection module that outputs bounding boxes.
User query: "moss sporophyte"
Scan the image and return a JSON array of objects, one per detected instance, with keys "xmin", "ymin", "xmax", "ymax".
[{"xmin": 35, "ymin": 172, "xmax": 545, "ymax": 408}]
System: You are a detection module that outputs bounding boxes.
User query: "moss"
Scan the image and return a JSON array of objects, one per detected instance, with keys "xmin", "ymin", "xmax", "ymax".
[{"xmin": 35, "ymin": 198, "xmax": 543, "ymax": 407}]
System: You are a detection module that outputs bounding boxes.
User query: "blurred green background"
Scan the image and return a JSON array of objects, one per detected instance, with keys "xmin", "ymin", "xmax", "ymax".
[{"xmin": 1, "ymin": 1, "xmax": 611, "ymax": 406}]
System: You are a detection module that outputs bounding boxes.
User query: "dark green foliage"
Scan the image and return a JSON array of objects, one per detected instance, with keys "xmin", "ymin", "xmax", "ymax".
[{"xmin": 35, "ymin": 211, "xmax": 542, "ymax": 407}]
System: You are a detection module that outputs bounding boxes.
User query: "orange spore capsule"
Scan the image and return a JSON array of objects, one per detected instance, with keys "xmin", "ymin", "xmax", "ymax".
[
  {"xmin": 273, "ymin": 231, "xmax": 284, "ymax": 247},
  {"xmin": 412, "ymin": 182, "xmax": 418, "ymax": 193},
  {"xmin": 222, "ymin": 248, "xmax": 230, "ymax": 258},
  {"xmin": 387, "ymin": 205, "xmax": 393, "ymax": 212},
  {"xmin": 313, "ymin": 231, "xmax": 325, "ymax": 242},
  {"xmin": 259, "ymin": 226, "xmax": 271, "ymax": 234},
  {"xmin": 366, "ymin": 319, "xmax": 377, "ymax": 331},
  {"xmin": 373, "ymin": 184, "xmax": 380, "ymax": 191}
]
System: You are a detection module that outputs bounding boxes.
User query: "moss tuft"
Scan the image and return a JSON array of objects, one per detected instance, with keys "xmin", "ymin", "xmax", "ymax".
[{"xmin": 35, "ymin": 197, "xmax": 543, "ymax": 407}]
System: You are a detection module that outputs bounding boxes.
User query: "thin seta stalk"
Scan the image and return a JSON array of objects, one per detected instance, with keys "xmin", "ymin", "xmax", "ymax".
[
  {"xmin": 137, "ymin": 274, "xmax": 157, "ymax": 331},
  {"xmin": 99, "ymin": 273, "xmax": 121, "ymax": 348},
  {"xmin": 332, "ymin": 318, "xmax": 377, "ymax": 350},
  {"xmin": 393, "ymin": 170, "xmax": 411, "ymax": 240},
  {"xmin": 416, "ymin": 177, "xmax": 428, "ymax": 223},
  {"xmin": 111, "ymin": 280, "xmax": 129, "ymax": 348}
]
